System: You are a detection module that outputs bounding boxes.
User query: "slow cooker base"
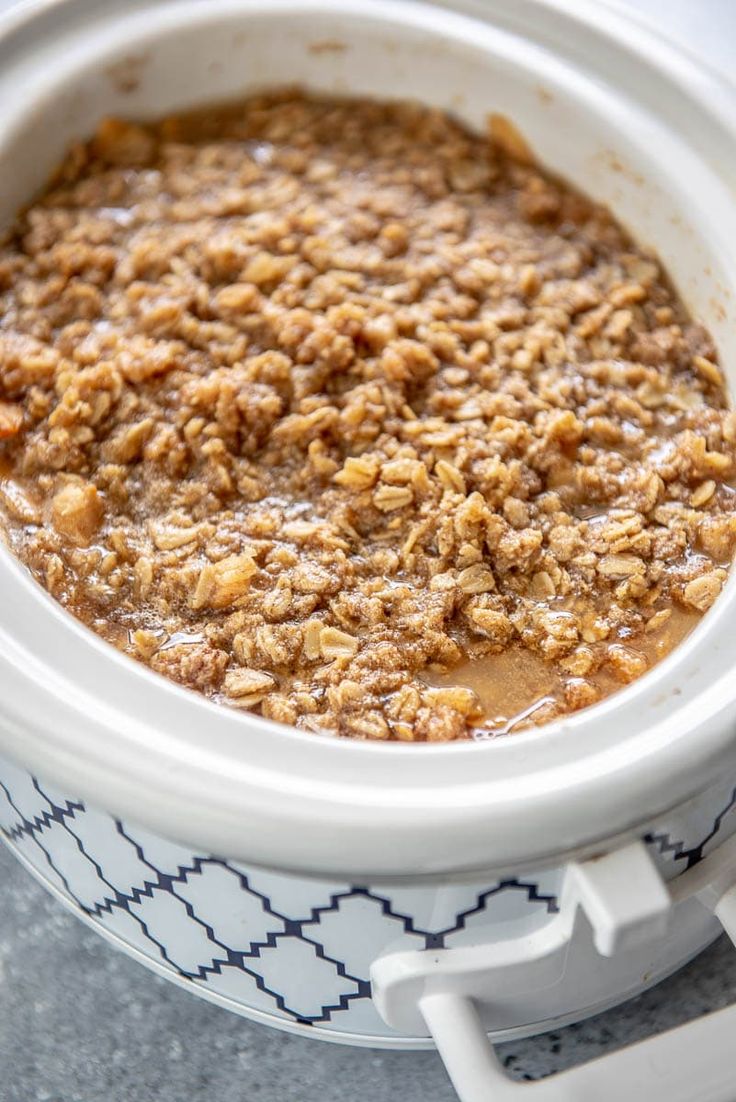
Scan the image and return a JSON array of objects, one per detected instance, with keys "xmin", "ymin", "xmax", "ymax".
[{"xmin": 1, "ymin": 829, "xmax": 721, "ymax": 1050}]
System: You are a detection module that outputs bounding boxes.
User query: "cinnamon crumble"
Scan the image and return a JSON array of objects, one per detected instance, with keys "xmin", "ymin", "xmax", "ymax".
[{"xmin": 0, "ymin": 92, "xmax": 734, "ymax": 740}]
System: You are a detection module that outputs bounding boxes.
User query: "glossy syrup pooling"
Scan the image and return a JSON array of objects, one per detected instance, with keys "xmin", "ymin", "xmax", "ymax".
[{"xmin": 426, "ymin": 605, "xmax": 700, "ymax": 736}]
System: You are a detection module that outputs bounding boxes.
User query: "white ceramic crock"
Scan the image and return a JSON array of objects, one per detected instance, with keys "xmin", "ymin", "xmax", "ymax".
[{"xmin": 3, "ymin": 1, "xmax": 736, "ymax": 1098}]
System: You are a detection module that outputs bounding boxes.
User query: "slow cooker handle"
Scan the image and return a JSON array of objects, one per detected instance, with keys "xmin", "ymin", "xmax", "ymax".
[
  {"xmin": 420, "ymin": 981, "xmax": 736, "ymax": 1102},
  {"xmin": 371, "ymin": 839, "xmax": 736, "ymax": 1102}
]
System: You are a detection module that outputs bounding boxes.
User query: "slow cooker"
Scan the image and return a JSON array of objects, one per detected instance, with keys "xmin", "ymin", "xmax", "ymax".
[{"xmin": 2, "ymin": 1, "xmax": 736, "ymax": 1099}]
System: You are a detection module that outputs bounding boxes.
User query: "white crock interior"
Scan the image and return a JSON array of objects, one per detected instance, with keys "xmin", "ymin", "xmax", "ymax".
[{"xmin": 1, "ymin": 0, "xmax": 736, "ymax": 881}]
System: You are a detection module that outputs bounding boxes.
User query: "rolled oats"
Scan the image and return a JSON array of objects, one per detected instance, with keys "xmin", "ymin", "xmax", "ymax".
[{"xmin": 0, "ymin": 91, "xmax": 733, "ymax": 741}]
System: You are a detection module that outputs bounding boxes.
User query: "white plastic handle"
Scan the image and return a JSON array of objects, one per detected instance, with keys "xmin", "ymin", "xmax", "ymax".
[
  {"xmin": 371, "ymin": 841, "xmax": 736, "ymax": 1102},
  {"xmin": 420, "ymin": 984, "xmax": 736, "ymax": 1102}
]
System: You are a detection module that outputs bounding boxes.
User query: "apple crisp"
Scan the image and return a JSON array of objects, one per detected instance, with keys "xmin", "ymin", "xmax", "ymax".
[{"xmin": 0, "ymin": 92, "xmax": 734, "ymax": 741}]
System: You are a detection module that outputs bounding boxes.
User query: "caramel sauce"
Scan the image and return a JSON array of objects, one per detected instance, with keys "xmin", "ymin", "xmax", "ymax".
[{"xmin": 427, "ymin": 605, "xmax": 700, "ymax": 737}]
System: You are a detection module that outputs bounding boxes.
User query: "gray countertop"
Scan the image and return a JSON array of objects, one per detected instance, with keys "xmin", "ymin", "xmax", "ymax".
[
  {"xmin": 2, "ymin": 0, "xmax": 736, "ymax": 1099},
  {"xmin": 2, "ymin": 842, "xmax": 736, "ymax": 1101}
]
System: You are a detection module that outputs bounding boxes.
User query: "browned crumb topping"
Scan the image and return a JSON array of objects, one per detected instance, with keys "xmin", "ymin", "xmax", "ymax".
[{"xmin": 0, "ymin": 91, "xmax": 734, "ymax": 741}]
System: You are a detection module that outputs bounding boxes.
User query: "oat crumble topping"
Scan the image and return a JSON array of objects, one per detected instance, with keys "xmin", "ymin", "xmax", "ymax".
[{"xmin": 0, "ymin": 92, "xmax": 734, "ymax": 740}]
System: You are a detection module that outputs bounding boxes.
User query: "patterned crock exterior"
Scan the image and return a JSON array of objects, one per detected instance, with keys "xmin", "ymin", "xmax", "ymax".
[{"xmin": 2, "ymin": 751, "xmax": 736, "ymax": 1045}]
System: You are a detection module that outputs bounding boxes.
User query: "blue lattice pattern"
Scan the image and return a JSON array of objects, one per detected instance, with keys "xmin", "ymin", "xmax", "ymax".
[{"xmin": 2, "ymin": 755, "xmax": 736, "ymax": 1035}]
